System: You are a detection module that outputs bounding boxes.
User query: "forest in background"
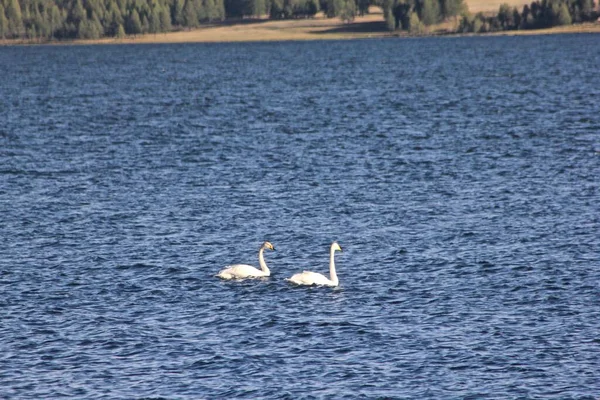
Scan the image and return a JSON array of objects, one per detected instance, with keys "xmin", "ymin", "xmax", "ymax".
[
  {"xmin": 457, "ymin": 0, "xmax": 598, "ymax": 32},
  {"xmin": 1, "ymin": 0, "xmax": 373, "ymax": 40},
  {"xmin": 0, "ymin": 0, "xmax": 597, "ymax": 41},
  {"xmin": 384, "ymin": 0, "xmax": 597, "ymax": 33}
]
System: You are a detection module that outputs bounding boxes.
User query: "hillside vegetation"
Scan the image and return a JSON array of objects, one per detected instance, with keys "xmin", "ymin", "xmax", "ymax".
[{"xmin": 0, "ymin": 0, "xmax": 598, "ymax": 43}]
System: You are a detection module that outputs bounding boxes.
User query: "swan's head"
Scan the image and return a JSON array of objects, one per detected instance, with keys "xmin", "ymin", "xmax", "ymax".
[
  {"xmin": 263, "ymin": 241, "xmax": 275, "ymax": 251},
  {"xmin": 331, "ymin": 242, "xmax": 342, "ymax": 252}
]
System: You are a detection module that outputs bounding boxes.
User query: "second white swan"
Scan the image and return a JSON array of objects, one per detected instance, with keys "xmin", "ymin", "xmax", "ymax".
[
  {"xmin": 216, "ymin": 241, "xmax": 275, "ymax": 280},
  {"xmin": 286, "ymin": 242, "xmax": 342, "ymax": 287}
]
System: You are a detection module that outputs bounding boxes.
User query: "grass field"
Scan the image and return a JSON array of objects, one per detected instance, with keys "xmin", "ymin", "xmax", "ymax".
[
  {"xmin": 100, "ymin": 12, "xmax": 390, "ymax": 44},
  {"xmin": 467, "ymin": 0, "xmax": 531, "ymax": 13}
]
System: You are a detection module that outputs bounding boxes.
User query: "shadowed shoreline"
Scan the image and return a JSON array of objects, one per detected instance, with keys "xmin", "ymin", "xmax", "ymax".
[{"xmin": 313, "ymin": 20, "xmax": 389, "ymax": 35}]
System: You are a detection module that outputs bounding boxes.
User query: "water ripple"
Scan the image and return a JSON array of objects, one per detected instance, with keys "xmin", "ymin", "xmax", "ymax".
[{"xmin": 1, "ymin": 36, "xmax": 599, "ymax": 399}]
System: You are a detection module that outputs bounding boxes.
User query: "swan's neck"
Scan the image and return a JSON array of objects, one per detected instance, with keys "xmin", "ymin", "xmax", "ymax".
[
  {"xmin": 329, "ymin": 249, "xmax": 338, "ymax": 285},
  {"xmin": 258, "ymin": 247, "xmax": 270, "ymax": 274}
]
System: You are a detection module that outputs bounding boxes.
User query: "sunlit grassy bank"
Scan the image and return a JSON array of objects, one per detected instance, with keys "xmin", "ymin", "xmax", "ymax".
[
  {"xmin": 0, "ymin": 12, "xmax": 390, "ymax": 45},
  {"xmin": 85, "ymin": 12, "xmax": 390, "ymax": 44}
]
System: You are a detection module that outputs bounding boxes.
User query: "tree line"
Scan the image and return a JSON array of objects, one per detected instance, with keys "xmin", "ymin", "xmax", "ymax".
[
  {"xmin": 0, "ymin": 0, "xmax": 372, "ymax": 40},
  {"xmin": 0, "ymin": 0, "xmax": 597, "ymax": 41},
  {"xmin": 381, "ymin": 0, "xmax": 597, "ymax": 32},
  {"xmin": 381, "ymin": 0, "xmax": 466, "ymax": 31},
  {"xmin": 459, "ymin": 0, "xmax": 597, "ymax": 32}
]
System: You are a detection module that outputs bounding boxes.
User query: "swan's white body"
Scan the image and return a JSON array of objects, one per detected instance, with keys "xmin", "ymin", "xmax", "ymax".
[
  {"xmin": 216, "ymin": 241, "xmax": 274, "ymax": 280},
  {"xmin": 287, "ymin": 242, "xmax": 342, "ymax": 287}
]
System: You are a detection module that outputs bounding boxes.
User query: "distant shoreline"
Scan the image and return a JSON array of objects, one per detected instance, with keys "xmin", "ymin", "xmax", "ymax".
[{"xmin": 1, "ymin": 13, "xmax": 599, "ymax": 47}]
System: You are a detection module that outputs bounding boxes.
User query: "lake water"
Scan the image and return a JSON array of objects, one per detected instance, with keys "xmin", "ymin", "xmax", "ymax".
[{"xmin": 1, "ymin": 35, "xmax": 599, "ymax": 399}]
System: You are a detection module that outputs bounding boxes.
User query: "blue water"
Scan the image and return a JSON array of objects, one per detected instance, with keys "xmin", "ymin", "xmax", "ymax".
[{"xmin": 1, "ymin": 35, "xmax": 599, "ymax": 399}]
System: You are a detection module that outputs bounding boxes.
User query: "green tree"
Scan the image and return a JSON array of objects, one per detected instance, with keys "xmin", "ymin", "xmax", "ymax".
[
  {"xmin": 173, "ymin": 0, "xmax": 185, "ymax": 25},
  {"xmin": 117, "ymin": 0, "xmax": 127, "ymax": 16},
  {"xmin": 461, "ymin": 11, "xmax": 485, "ymax": 31},
  {"xmin": 251, "ymin": 0, "xmax": 265, "ymax": 16},
  {"xmin": 33, "ymin": 7, "xmax": 51, "ymax": 39},
  {"xmin": 225, "ymin": 0, "xmax": 252, "ymax": 17},
  {"xmin": 458, "ymin": 12, "xmax": 472, "ymax": 32},
  {"xmin": 195, "ymin": 0, "xmax": 206, "ymax": 21},
  {"xmin": 512, "ymin": 6, "xmax": 521, "ymax": 29},
  {"xmin": 141, "ymin": 13, "xmax": 150, "ymax": 33},
  {"xmin": 383, "ymin": 0, "xmax": 396, "ymax": 30},
  {"xmin": 107, "ymin": 6, "xmax": 124, "ymax": 35},
  {"xmin": 128, "ymin": 8, "xmax": 142, "ymax": 34},
  {"xmin": 48, "ymin": 5, "xmax": 62, "ymax": 39},
  {"xmin": 356, "ymin": 0, "xmax": 368, "ymax": 15},
  {"xmin": 87, "ymin": 0, "xmax": 106, "ymax": 25},
  {"xmin": 0, "ymin": 4, "xmax": 8, "ymax": 38},
  {"xmin": 92, "ymin": 15, "xmax": 104, "ymax": 37},
  {"xmin": 116, "ymin": 22, "xmax": 126, "ymax": 37},
  {"xmin": 27, "ymin": 25, "xmax": 37, "ymax": 40},
  {"xmin": 578, "ymin": 0, "xmax": 594, "ymax": 21},
  {"xmin": 498, "ymin": 3, "xmax": 512, "ymax": 29},
  {"xmin": 202, "ymin": 0, "xmax": 215, "ymax": 20},
  {"xmin": 149, "ymin": 5, "xmax": 161, "ymax": 32},
  {"xmin": 159, "ymin": 6, "xmax": 171, "ymax": 30},
  {"xmin": 22, "ymin": 3, "xmax": 30, "ymax": 28},
  {"xmin": 472, "ymin": 14, "xmax": 482, "ymax": 31},
  {"xmin": 78, "ymin": 17, "xmax": 103, "ymax": 38},
  {"xmin": 72, "ymin": 0, "xmax": 86, "ymax": 25},
  {"xmin": 393, "ymin": 1, "xmax": 412, "ymax": 30},
  {"xmin": 556, "ymin": 2, "xmax": 571, "ymax": 25},
  {"xmin": 214, "ymin": 0, "xmax": 226, "ymax": 20},
  {"xmin": 183, "ymin": 0, "xmax": 198, "ymax": 27},
  {"xmin": 419, "ymin": 0, "xmax": 439, "ymax": 25},
  {"xmin": 520, "ymin": 4, "xmax": 528, "ymax": 27},
  {"xmin": 282, "ymin": 0, "xmax": 293, "ymax": 18},
  {"xmin": 269, "ymin": 0, "xmax": 285, "ymax": 18},
  {"xmin": 307, "ymin": 0, "xmax": 320, "ymax": 15},
  {"xmin": 6, "ymin": 0, "xmax": 25, "ymax": 38},
  {"xmin": 441, "ymin": 0, "xmax": 465, "ymax": 19},
  {"xmin": 326, "ymin": 0, "xmax": 344, "ymax": 17},
  {"xmin": 339, "ymin": 0, "xmax": 356, "ymax": 22},
  {"xmin": 408, "ymin": 10, "xmax": 422, "ymax": 32}
]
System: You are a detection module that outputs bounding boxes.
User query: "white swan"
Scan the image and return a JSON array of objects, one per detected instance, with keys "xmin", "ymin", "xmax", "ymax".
[
  {"xmin": 286, "ymin": 242, "xmax": 342, "ymax": 287},
  {"xmin": 216, "ymin": 241, "xmax": 275, "ymax": 280}
]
